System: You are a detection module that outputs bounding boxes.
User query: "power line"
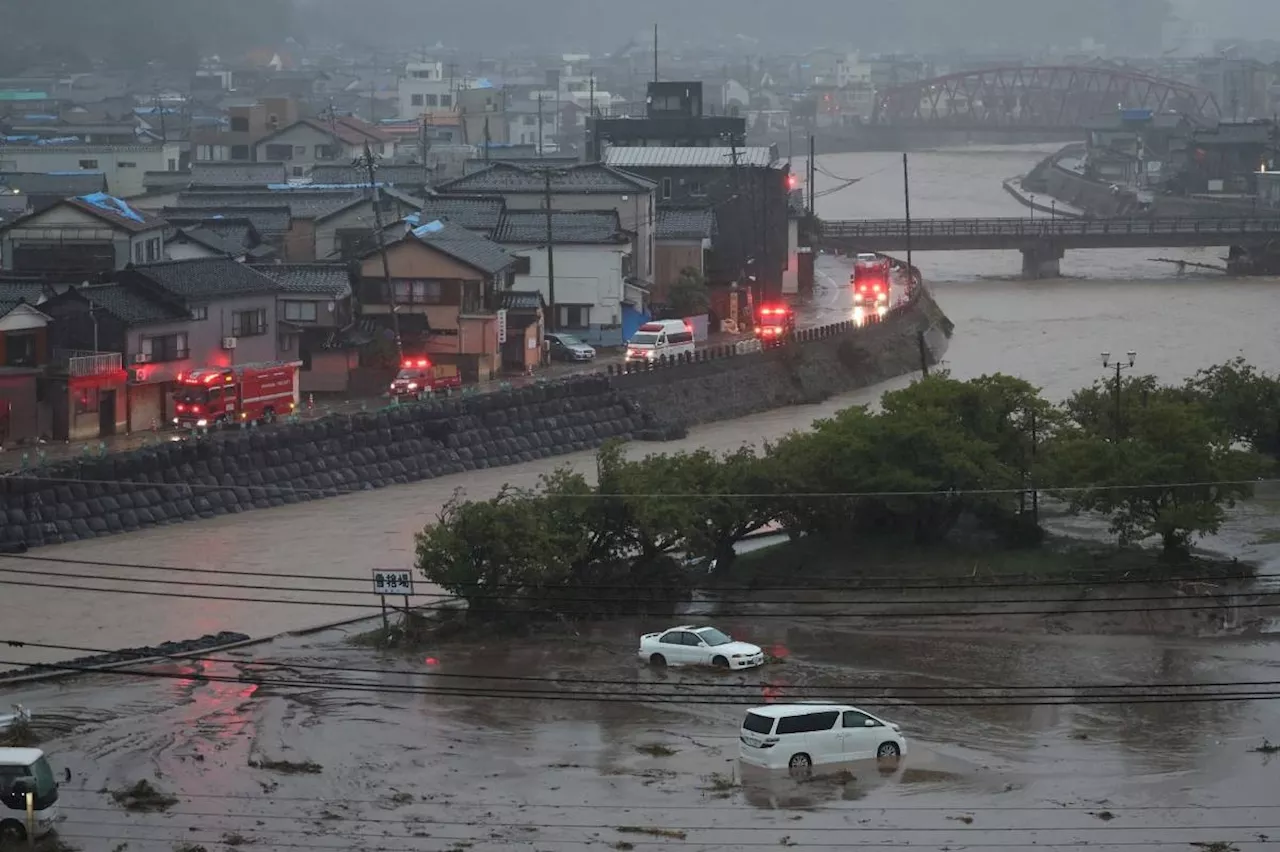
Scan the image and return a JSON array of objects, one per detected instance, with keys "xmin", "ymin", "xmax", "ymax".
[
  {"xmin": 3, "ymin": 552, "xmax": 1265, "ymax": 593},
  {"xmin": 11, "ymin": 639, "xmax": 1280, "ymax": 695},
  {"xmin": 0, "ymin": 576, "xmax": 1275, "ymax": 619},
  {"xmin": 7, "ymin": 659, "xmax": 1280, "ymax": 707},
  {"xmin": 0, "ymin": 565, "xmax": 1267, "ymax": 609}
]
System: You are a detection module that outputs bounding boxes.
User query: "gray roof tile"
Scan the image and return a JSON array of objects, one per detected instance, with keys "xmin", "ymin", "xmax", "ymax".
[
  {"xmin": 75, "ymin": 283, "xmax": 189, "ymax": 325},
  {"xmin": 604, "ymin": 146, "xmax": 777, "ymax": 169},
  {"xmin": 437, "ymin": 162, "xmax": 655, "ymax": 195},
  {"xmin": 0, "ymin": 171, "xmax": 108, "ymax": 197},
  {"xmin": 656, "ymin": 208, "xmax": 716, "ymax": 241},
  {"xmin": 142, "ymin": 171, "xmax": 194, "ymax": 191},
  {"xmin": 416, "ymin": 196, "xmax": 506, "ymax": 234},
  {"xmin": 172, "ymin": 226, "xmax": 246, "ymax": 256},
  {"xmin": 177, "ymin": 189, "xmax": 363, "ymax": 220},
  {"xmin": 64, "ymin": 193, "xmax": 166, "ymax": 233},
  {"xmin": 251, "ymin": 264, "xmax": 352, "ymax": 298},
  {"xmin": 190, "ymin": 161, "xmax": 289, "ymax": 186},
  {"xmin": 162, "ymin": 206, "xmax": 290, "ymax": 236},
  {"xmin": 496, "ymin": 210, "xmax": 629, "ymax": 244},
  {"xmin": 403, "ymin": 219, "xmax": 515, "ymax": 276},
  {"xmin": 129, "ymin": 257, "xmax": 279, "ymax": 300},
  {"xmin": 309, "ymin": 163, "xmax": 432, "ymax": 187}
]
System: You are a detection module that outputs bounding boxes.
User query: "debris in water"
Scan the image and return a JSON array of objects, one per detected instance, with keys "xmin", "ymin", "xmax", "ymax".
[{"xmin": 110, "ymin": 780, "xmax": 179, "ymax": 813}]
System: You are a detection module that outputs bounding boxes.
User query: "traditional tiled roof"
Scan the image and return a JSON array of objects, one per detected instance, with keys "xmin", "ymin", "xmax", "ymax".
[
  {"xmin": 172, "ymin": 226, "xmax": 246, "ymax": 256},
  {"xmin": 127, "ymin": 257, "xmax": 279, "ymax": 300},
  {"xmin": 0, "ymin": 171, "xmax": 108, "ymax": 197},
  {"xmin": 141, "ymin": 170, "xmax": 193, "ymax": 191},
  {"xmin": 0, "ymin": 280, "xmax": 50, "ymax": 319},
  {"xmin": 190, "ymin": 161, "xmax": 289, "ymax": 186},
  {"xmin": 604, "ymin": 146, "xmax": 777, "ymax": 169},
  {"xmin": 496, "ymin": 210, "xmax": 630, "ymax": 245},
  {"xmin": 63, "ymin": 193, "xmax": 166, "ymax": 233},
  {"xmin": 74, "ymin": 283, "xmax": 189, "ymax": 324},
  {"xmin": 309, "ymin": 163, "xmax": 432, "ymax": 187},
  {"xmin": 162, "ymin": 206, "xmax": 290, "ymax": 236},
  {"xmin": 258, "ymin": 116, "xmax": 393, "ymax": 149},
  {"xmin": 656, "ymin": 208, "xmax": 716, "ymax": 241},
  {"xmin": 416, "ymin": 195, "xmax": 506, "ymax": 235},
  {"xmin": 400, "ymin": 219, "xmax": 515, "ymax": 276},
  {"xmin": 436, "ymin": 162, "xmax": 656, "ymax": 195},
  {"xmin": 251, "ymin": 264, "xmax": 352, "ymax": 298},
  {"xmin": 176, "ymin": 189, "xmax": 361, "ymax": 220}
]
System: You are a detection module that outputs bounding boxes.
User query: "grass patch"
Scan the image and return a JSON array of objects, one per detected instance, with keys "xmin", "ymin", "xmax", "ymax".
[
  {"xmin": 110, "ymin": 779, "xmax": 179, "ymax": 813},
  {"xmin": 1252, "ymin": 739, "xmax": 1280, "ymax": 754},
  {"xmin": 634, "ymin": 743, "xmax": 678, "ymax": 758},
  {"xmin": 248, "ymin": 758, "xmax": 323, "ymax": 775},
  {"xmin": 616, "ymin": 827, "xmax": 688, "ymax": 840},
  {"xmin": 220, "ymin": 834, "xmax": 250, "ymax": 847},
  {"xmin": 1191, "ymin": 843, "xmax": 1239, "ymax": 852},
  {"xmin": 172, "ymin": 845, "xmax": 209, "ymax": 852},
  {"xmin": 347, "ymin": 610, "xmax": 463, "ymax": 649},
  {"xmin": 700, "ymin": 772, "xmax": 739, "ymax": 793},
  {"xmin": 1251, "ymin": 530, "xmax": 1280, "ymax": 545},
  {"xmin": 711, "ymin": 533, "xmax": 1249, "ymax": 590},
  {"xmin": 0, "ymin": 717, "xmax": 39, "ymax": 748},
  {"xmin": 612, "ymin": 844, "xmax": 635, "ymax": 851}
]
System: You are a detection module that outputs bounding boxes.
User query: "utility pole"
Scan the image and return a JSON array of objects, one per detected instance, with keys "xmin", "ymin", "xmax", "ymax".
[
  {"xmin": 903, "ymin": 153, "xmax": 915, "ymax": 296},
  {"xmin": 807, "ymin": 134, "xmax": 816, "ymax": 215},
  {"xmin": 653, "ymin": 24, "xmax": 659, "ymax": 83},
  {"xmin": 357, "ymin": 142, "xmax": 402, "ymax": 363},
  {"xmin": 1028, "ymin": 407, "xmax": 1039, "ymax": 527},
  {"xmin": 483, "ymin": 116, "xmax": 492, "ymax": 164},
  {"xmin": 542, "ymin": 167, "xmax": 558, "ymax": 333},
  {"xmin": 369, "ymin": 51, "xmax": 377, "ymax": 124},
  {"xmin": 537, "ymin": 93, "xmax": 544, "ymax": 157}
]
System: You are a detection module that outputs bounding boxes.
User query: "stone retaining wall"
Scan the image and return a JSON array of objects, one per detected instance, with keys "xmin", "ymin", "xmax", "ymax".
[{"xmin": 0, "ymin": 290, "xmax": 953, "ymax": 550}]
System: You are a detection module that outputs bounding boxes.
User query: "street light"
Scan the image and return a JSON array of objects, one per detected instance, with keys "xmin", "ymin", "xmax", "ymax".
[{"xmin": 1101, "ymin": 350, "xmax": 1137, "ymax": 440}]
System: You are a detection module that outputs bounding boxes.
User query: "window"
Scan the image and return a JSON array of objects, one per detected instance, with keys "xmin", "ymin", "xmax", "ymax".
[
  {"xmin": 689, "ymin": 180, "xmax": 705, "ymax": 196},
  {"xmin": 292, "ymin": 166, "xmax": 304, "ymax": 177},
  {"xmin": 4, "ymin": 331, "xmax": 38, "ymax": 367},
  {"xmin": 168, "ymin": 158, "xmax": 177, "ymax": 171},
  {"xmin": 294, "ymin": 146, "xmax": 306, "ymax": 155},
  {"xmin": 278, "ymin": 332, "xmax": 294, "ymax": 352},
  {"xmin": 230, "ymin": 145, "xmax": 250, "ymax": 160},
  {"xmin": 145, "ymin": 237, "xmax": 160, "ymax": 262},
  {"xmin": 843, "ymin": 711, "xmax": 881, "ymax": 728},
  {"xmin": 440, "ymin": 94, "xmax": 452, "ymax": 107},
  {"xmin": 140, "ymin": 333, "xmax": 189, "ymax": 363},
  {"xmin": 133, "ymin": 242, "xmax": 144, "ymax": 264},
  {"xmin": 742, "ymin": 713, "xmax": 775, "ymax": 735},
  {"xmin": 230, "ymin": 116, "xmax": 250, "ymax": 132},
  {"xmin": 658, "ymin": 631, "xmax": 683, "ymax": 645},
  {"xmin": 265, "ymin": 143, "xmax": 293, "ymax": 161},
  {"xmin": 558, "ymin": 306, "xmax": 589, "ymax": 330},
  {"xmin": 661, "ymin": 177, "xmax": 672, "ymax": 200},
  {"xmin": 75, "ymin": 387, "xmax": 100, "ymax": 415},
  {"xmin": 283, "ymin": 301, "xmax": 318, "ymax": 322},
  {"xmin": 117, "ymin": 161, "xmax": 137, "ymax": 169},
  {"xmin": 393, "ymin": 280, "xmax": 443, "ymax": 305},
  {"xmin": 411, "ymin": 94, "xmax": 425, "ymax": 106},
  {"xmin": 78, "ymin": 159, "xmax": 99, "ymax": 169},
  {"xmin": 523, "ymin": 115, "xmax": 537, "ymax": 126},
  {"xmin": 315, "ymin": 144, "xmax": 338, "ymax": 160},
  {"xmin": 668, "ymin": 330, "xmax": 693, "ymax": 346},
  {"xmin": 190, "ymin": 306, "xmax": 208, "ymax": 321},
  {"xmin": 775, "ymin": 712, "xmax": 840, "ymax": 735},
  {"xmin": 232, "ymin": 308, "xmax": 267, "ymax": 336},
  {"xmin": 424, "ymin": 94, "xmax": 439, "ymax": 107},
  {"xmin": 337, "ymin": 228, "xmax": 374, "ymax": 259}
]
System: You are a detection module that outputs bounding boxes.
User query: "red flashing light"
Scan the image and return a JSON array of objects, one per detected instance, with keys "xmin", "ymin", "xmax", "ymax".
[
  {"xmin": 787, "ymin": 174, "xmax": 798, "ymax": 189},
  {"xmin": 402, "ymin": 358, "xmax": 431, "ymax": 369},
  {"xmin": 203, "ymin": 374, "xmax": 217, "ymax": 384}
]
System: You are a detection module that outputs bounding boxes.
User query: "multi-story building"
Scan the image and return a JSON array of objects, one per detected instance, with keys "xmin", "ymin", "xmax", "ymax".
[
  {"xmin": 587, "ymin": 82, "xmax": 747, "ymax": 162},
  {"xmin": 0, "ymin": 194, "xmax": 167, "ymax": 274},
  {"xmin": 190, "ymin": 97, "xmax": 302, "ymax": 163},
  {"xmin": 253, "ymin": 117, "xmax": 393, "ymax": 179},
  {"xmin": 398, "ymin": 61, "xmax": 459, "ymax": 119},
  {"xmin": 0, "ymin": 142, "xmax": 182, "ymax": 198}
]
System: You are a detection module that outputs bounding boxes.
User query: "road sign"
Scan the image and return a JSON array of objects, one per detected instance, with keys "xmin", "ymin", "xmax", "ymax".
[
  {"xmin": 372, "ymin": 570, "xmax": 414, "ymax": 596},
  {"xmin": 497, "ymin": 308, "xmax": 508, "ymax": 344}
]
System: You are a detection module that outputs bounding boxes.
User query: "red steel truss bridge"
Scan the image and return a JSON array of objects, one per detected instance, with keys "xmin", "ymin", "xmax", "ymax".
[{"xmin": 871, "ymin": 66, "xmax": 1222, "ymax": 130}]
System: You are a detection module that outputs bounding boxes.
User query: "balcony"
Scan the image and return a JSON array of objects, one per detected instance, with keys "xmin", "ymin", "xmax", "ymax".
[{"xmin": 53, "ymin": 349, "xmax": 124, "ymax": 377}]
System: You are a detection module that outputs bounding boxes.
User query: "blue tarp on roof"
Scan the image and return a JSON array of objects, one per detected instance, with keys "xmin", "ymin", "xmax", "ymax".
[
  {"xmin": 78, "ymin": 192, "xmax": 145, "ymax": 224},
  {"xmin": 474, "ymin": 78, "xmax": 494, "ymax": 89},
  {"xmin": 404, "ymin": 212, "xmax": 422, "ymax": 226},
  {"xmin": 412, "ymin": 219, "xmax": 444, "ymax": 237}
]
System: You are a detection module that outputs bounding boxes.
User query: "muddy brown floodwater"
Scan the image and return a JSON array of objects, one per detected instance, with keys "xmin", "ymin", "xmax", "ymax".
[{"xmin": 7, "ymin": 605, "xmax": 1280, "ymax": 852}]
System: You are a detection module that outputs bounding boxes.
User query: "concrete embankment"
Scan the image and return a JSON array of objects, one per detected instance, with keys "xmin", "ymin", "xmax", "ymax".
[{"xmin": 0, "ymin": 290, "xmax": 953, "ymax": 551}]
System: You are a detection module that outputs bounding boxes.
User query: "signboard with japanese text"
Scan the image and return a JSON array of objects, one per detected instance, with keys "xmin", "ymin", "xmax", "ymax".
[{"xmin": 372, "ymin": 570, "xmax": 414, "ymax": 596}]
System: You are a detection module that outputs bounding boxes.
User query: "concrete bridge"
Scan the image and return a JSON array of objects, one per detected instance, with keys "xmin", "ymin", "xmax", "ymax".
[{"xmin": 818, "ymin": 217, "xmax": 1280, "ymax": 278}]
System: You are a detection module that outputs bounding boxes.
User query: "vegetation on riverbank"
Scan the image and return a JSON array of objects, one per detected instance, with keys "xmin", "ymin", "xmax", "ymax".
[{"xmin": 413, "ymin": 362, "xmax": 1276, "ymax": 623}]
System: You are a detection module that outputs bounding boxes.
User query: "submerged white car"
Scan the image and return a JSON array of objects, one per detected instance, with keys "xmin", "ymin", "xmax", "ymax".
[
  {"xmin": 638, "ymin": 625, "xmax": 765, "ymax": 670},
  {"xmin": 739, "ymin": 703, "xmax": 907, "ymax": 772}
]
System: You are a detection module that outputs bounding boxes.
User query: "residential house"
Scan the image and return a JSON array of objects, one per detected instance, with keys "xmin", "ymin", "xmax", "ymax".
[
  {"xmin": 161, "ymin": 208, "xmax": 290, "ymax": 256},
  {"xmin": 398, "ymin": 61, "xmax": 458, "ymax": 118},
  {"xmin": 434, "ymin": 162, "xmax": 657, "ymax": 309},
  {"xmin": 190, "ymin": 97, "xmax": 302, "ymax": 162},
  {"xmin": 165, "ymin": 227, "xmax": 250, "ymax": 261},
  {"xmin": 456, "ymin": 84, "xmax": 507, "ymax": 146},
  {"xmin": 653, "ymin": 208, "xmax": 715, "ymax": 307},
  {"xmin": 603, "ymin": 146, "xmax": 791, "ymax": 301},
  {"xmin": 251, "ymin": 264, "xmax": 358, "ymax": 394},
  {"xmin": 309, "ymin": 163, "xmax": 433, "ymax": 195},
  {"xmin": 504, "ymin": 98, "xmax": 560, "ymax": 151},
  {"xmin": 493, "ymin": 210, "xmax": 634, "ymax": 345},
  {"xmin": 253, "ymin": 117, "xmax": 393, "ymax": 179},
  {"xmin": 463, "ymin": 148, "xmax": 578, "ymax": 175},
  {"xmin": 497, "ymin": 289, "xmax": 545, "ymax": 374},
  {"xmin": 0, "ymin": 193, "xmax": 166, "ymax": 274},
  {"xmin": 587, "ymin": 81, "xmax": 747, "ymax": 161},
  {"xmin": 416, "ymin": 196, "xmax": 507, "ymax": 237},
  {"xmin": 0, "ymin": 143, "xmax": 182, "ymax": 197},
  {"xmin": 356, "ymin": 220, "xmax": 518, "ymax": 381},
  {"xmin": 41, "ymin": 258, "xmax": 284, "ymax": 435},
  {"xmin": 0, "ymin": 283, "xmax": 53, "ymax": 443},
  {"xmin": 1168, "ymin": 120, "xmax": 1279, "ymax": 194},
  {"xmin": 0, "ymin": 171, "xmax": 109, "ymax": 215}
]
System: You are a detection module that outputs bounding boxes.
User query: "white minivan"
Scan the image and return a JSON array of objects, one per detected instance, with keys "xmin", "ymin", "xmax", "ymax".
[
  {"xmin": 625, "ymin": 319, "xmax": 696, "ymax": 363},
  {"xmin": 738, "ymin": 704, "xmax": 907, "ymax": 772}
]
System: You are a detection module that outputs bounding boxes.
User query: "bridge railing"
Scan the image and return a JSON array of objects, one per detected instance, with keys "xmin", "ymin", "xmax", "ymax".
[{"xmin": 821, "ymin": 217, "xmax": 1280, "ymax": 240}]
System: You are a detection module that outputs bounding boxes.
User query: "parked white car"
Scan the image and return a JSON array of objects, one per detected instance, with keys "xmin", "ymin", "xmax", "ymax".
[
  {"xmin": 738, "ymin": 704, "xmax": 907, "ymax": 772},
  {"xmin": 638, "ymin": 625, "xmax": 764, "ymax": 670}
]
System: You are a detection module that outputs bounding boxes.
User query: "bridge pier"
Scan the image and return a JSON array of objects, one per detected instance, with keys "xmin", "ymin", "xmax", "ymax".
[{"xmin": 1021, "ymin": 244, "xmax": 1064, "ymax": 279}]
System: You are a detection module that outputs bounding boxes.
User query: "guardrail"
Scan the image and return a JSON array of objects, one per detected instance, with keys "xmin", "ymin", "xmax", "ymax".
[
  {"xmin": 821, "ymin": 217, "xmax": 1280, "ymax": 240},
  {"xmin": 53, "ymin": 350, "xmax": 123, "ymax": 377}
]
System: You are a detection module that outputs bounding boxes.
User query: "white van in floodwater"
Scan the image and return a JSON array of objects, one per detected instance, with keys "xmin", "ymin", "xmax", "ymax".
[
  {"xmin": 625, "ymin": 319, "xmax": 696, "ymax": 363},
  {"xmin": 0, "ymin": 746, "xmax": 63, "ymax": 842},
  {"xmin": 739, "ymin": 704, "xmax": 907, "ymax": 772}
]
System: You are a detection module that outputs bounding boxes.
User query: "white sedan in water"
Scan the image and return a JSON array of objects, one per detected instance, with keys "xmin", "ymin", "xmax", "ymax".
[{"xmin": 638, "ymin": 625, "xmax": 765, "ymax": 670}]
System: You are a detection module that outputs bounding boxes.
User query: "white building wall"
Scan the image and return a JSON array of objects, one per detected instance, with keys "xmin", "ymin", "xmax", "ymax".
[
  {"xmin": 0, "ymin": 144, "xmax": 181, "ymax": 198},
  {"xmin": 503, "ymin": 243, "xmax": 628, "ymax": 346}
]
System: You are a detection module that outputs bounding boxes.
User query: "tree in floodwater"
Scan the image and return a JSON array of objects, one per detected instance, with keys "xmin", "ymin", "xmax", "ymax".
[
  {"xmin": 1046, "ymin": 391, "xmax": 1269, "ymax": 560},
  {"xmin": 1184, "ymin": 358, "xmax": 1280, "ymax": 458}
]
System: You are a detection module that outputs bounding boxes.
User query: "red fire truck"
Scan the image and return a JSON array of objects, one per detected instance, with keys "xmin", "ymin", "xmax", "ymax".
[
  {"xmin": 852, "ymin": 253, "xmax": 892, "ymax": 309},
  {"xmin": 172, "ymin": 361, "xmax": 301, "ymax": 428},
  {"xmin": 389, "ymin": 357, "xmax": 463, "ymax": 400},
  {"xmin": 755, "ymin": 303, "xmax": 796, "ymax": 341}
]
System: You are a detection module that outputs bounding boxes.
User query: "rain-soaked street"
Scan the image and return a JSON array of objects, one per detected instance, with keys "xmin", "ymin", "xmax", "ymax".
[{"xmin": 4, "ymin": 143, "xmax": 1280, "ymax": 851}]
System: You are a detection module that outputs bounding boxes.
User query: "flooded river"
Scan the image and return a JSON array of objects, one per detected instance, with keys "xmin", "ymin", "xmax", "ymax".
[{"xmin": 4, "ymin": 144, "xmax": 1280, "ymax": 851}]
